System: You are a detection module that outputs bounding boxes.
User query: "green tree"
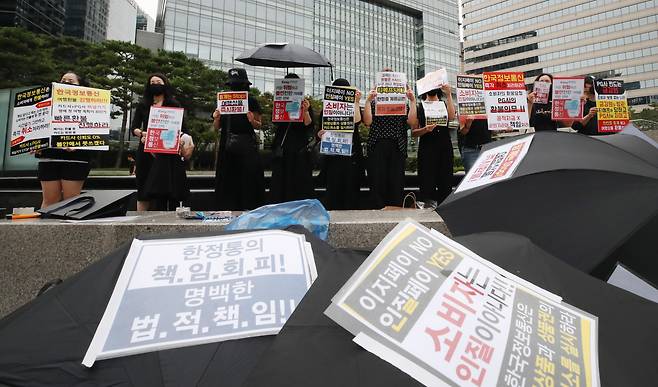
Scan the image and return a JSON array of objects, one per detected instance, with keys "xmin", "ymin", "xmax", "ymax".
[
  {"xmin": 82, "ymin": 40, "xmax": 156, "ymax": 167},
  {"xmin": 0, "ymin": 27, "xmax": 58, "ymax": 88}
]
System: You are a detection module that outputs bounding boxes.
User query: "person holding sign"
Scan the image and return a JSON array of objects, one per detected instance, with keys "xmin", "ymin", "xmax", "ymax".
[
  {"xmin": 213, "ymin": 68, "xmax": 265, "ymax": 210},
  {"xmin": 527, "ymin": 73, "xmax": 558, "ymax": 132},
  {"xmin": 36, "ymin": 71, "xmax": 93, "ymax": 208},
  {"xmin": 270, "ymin": 73, "xmax": 316, "ymax": 203},
  {"xmin": 317, "ymin": 78, "xmax": 365, "ymax": 210},
  {"xmin": 571, "ymin": 76, "xmax": 602, "ymax": 135},
  {"xmin": 131, "ymin": 73, "xmax": 194, "ymax": 211},
  {"xmin": 363, "ymin": 69, "xmax": 416, "ymax": 208},
  {"xmin": 411, "ymin": 84, "xmax": 456, "ymax": 206}
]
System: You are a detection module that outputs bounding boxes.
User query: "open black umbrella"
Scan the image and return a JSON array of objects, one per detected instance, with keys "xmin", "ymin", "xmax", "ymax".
[
  {"xmin": 242, "ymin": 232, "xmax": 658, "ymax": 387},
  {"xmin": 0, "ymin": 226, "xmax": 336, "ymax": 387},
  {"xmin": 437, "ymin": 131, "xmax": 658, "ymax": 284},
  {"xmin": 592, "ymin": 123, "xmax": 658, "ymax": 167},
  {"xmin": 236, "ymin": 43, "xmax": 332, "ymax": 69}
]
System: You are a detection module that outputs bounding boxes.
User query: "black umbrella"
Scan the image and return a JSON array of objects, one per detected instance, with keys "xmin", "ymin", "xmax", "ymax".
[
  {"xmin": 242, "ymin": 232, "xmax": 658, "ymax": 386},
  {"xmin": 236, "ymin": 43, "xmax": 332, "ymax": 68},
  {"xmin": 592, "ymin": 123, "xmax": 658, "ymax": 167},
  {"xmin": 0, "ymin": 226, "xmax": 336, "ymax": 387},
  {"xmin": 437, "ymin": 131, "xmax": 658, "ymax": 283},
  {"xmin": 235, "ymin": 42, "xmax": 333, "ymax": 79}
]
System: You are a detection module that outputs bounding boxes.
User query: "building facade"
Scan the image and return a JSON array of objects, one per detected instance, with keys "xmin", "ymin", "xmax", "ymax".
[
  {"xmin": 156, "ymin": 0, "xmax": 459, "ymax": 96},
  {"xmin": 462, "ymin": 0, "xmax": 658, "ymax": 107},
  {"xmin": 0, "ymin": 0, "xmax": 65, "ymax": 36},
  {"xmin": 63, "ymin": 0, "xmax": 108, "ymax": 42},
  {"xmin": 106, "ymin": 0, "xmax": 137, "ymax": 43}
]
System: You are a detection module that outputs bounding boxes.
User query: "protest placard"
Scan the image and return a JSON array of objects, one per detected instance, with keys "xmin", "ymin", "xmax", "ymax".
[
  {"xmin": 9, "ymin": 85, "xmax": 53, "ymax": 155},
  {"xmin": 483, "ymin": 72, "xmax": 530, "ymax": 131},
  {"xmin": 376, "ymin": 72, "xmax": 407, "ymax": 116},
  {"xmin": 552, "ymin": 77, "xmax": 584, "ymax": 120},
  {"xmin": 50, "ymin": 83, "xmax": 112, "ymax": 150},
  {"xmin": 144, "ymin": 106, "xmax": 184, "ymax": 154},
  {"xmin": 217, "ymin": 92, "xmax": 249, "ymax": 115},
  {"xmin": 533, "ymin": 81, "xmax": 551, "ymax": 105},
  {"xmin": 322, "ymin": 85, "xmax": 356, "ymax": 132},
  {"xmin": 273, "ymin": 78, "xmax": 304, "ymax": 122},
  {"xmin": 83, "ymin": 230, "xmax": 317, "ymax": 367},
  {"xmin": 595, "ymin": 79, "xmax": 629, "ymax": 133},
  {"xmin": 416, "ymin": 69, "xmax": 448, "ymax": 96},
  {"xmin": 457, "ymin": 75, "xmax": 486, "ymax": 120},
  {"xmin": 421, "ymin": 100, "xmax": 448, "ymax": 127},
  {"xmin": 320, "ymin": 130, "xmax": 353, "ymax": 157},
  {"xmin": 326, "ymin": 220, "xmax": 600, "ymax": 387},
  {"xmin": 455, "ymin": 134, "xmax": 534, "ymax": 193}
]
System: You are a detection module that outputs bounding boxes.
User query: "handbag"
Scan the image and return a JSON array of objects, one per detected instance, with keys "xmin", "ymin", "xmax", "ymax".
[{"xmin": 224, "ymin": 115, "xmax": 257, "ymax": 152}]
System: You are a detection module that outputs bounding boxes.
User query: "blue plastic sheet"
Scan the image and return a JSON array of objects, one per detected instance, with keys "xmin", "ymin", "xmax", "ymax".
[{"xmin": 225, "ymin": 199, "xmax": 330, "ymax": 240}]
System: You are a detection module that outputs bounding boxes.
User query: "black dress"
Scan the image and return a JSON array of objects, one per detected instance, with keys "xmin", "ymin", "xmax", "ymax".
[
  {"xmin": 416, "ymin": 103, "xmax": 453, "ymax": 204},
  {"xmin": 215, "ymin": 96, "xmax": 265, "ymax": 210},
  {"xmin": 131, "ymin": 100, "xmax": 189, "ymax": 209},
  {"xmin": 320, "ymin": 111, "xmax": 365, "ymax": 210},
  {"xmin": 269, "ymin": 109, "xmax": 316, "ymax": 204},
  {"xmin": 366, "ymin": 101, "xmax": 408, "ymax": 208},
  {"xmin": 530, "ymin": 102, "xmax": 558, "ymax": 131}
]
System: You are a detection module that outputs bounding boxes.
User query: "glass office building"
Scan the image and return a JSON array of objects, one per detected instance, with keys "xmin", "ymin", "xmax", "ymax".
[
  {"xmin": 462, "ymin": 0, "xmax": 658, "ymax": 107},
  {"xmin": 0, "ymin": 0, "xmax": 65, "ymax": 37},
  {"xmin": 156, "ymin": 0, "xmax": 459, "ymax": 96}
]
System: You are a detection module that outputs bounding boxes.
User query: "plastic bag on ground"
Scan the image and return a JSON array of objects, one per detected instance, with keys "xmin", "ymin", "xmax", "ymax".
[{"xmin": 225, "ymin": 199, "xmax": 330, "ymax": 240}]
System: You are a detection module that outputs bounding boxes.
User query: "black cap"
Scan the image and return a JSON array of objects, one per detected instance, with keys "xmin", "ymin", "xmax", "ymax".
[
  {"xmin": 226, "ymin": 68, "xmax": 252, "ymax": 86},
  {"xmin": 332, "ymin": 78, "xmax": 350, "ymax": 87}
]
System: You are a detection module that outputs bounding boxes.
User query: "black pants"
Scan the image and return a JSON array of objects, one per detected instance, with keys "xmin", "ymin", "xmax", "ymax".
[
  {"xmin": 324, "ymin": 155, "xmax": 364, "ymax": 210},
  {"xmin": 367, "ymin": 139, "xmax": 405, "ymax": 208},
  {"xmin": 215, "ymin": 147, "xmax": 265, "ymax": 211},
  {"xmin": 418, "ymin": 136, "xmax": 453, "ymax": 204},
  {"xmin": 270, "ymin": 147, "xmax": 313, "ymax": 204}
]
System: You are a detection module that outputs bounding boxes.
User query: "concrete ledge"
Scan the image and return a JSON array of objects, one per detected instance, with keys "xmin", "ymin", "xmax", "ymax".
[{"xmin": 0, "ymin": 210, "xmax": 448, "ymax": 317}]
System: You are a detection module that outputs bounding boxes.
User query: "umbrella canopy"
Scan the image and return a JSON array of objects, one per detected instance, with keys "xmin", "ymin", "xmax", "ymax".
[
  {"xmin": 235, "ymin": 42, "xmax": 332, "ymax": 68},
  {"xmin": 437, "ymin": 131, "xmax": 658, "ymax": 283},
  {"xmin": 592, "ymin": 123, "xmax": 658, "ymax": 167},
  {"xmin": 0, "ymin": 227, "xmax": 336, "ymax": 387},
  {"xmin": 242, "ymin": 232, "xmax": 658, "ymax": 387}
]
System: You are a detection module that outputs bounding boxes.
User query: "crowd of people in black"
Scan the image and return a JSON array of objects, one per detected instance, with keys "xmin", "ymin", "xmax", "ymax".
[{"xmin": 36, "ymin": 69, "xmax": 610, "ymax": 211}]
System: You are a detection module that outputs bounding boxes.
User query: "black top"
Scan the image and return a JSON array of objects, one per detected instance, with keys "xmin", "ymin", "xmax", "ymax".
[
  {"xmin": 219, "ymin": 96, "xmax": 262, "ymax": 136},
  {"xmin": 37, "ymin": 147, "xmax": 91, "ymax": 162},
  {"xmin": 417, "ymin": 102, "xmax": 450, "ymax": 143},
  {"xmin": 272, "ymin": 106, "xmax": 315, "ymax": 153},
  {"xmin": 530, "ymin": 102, "xmax": 558, "ymax": 132},
  {"xmin": 461, "ymin": 119, "xmax": 492, "ymax": 148},
  {"xmin": 131, "ymin": 98, "xmax": 186, "ymax": 134},
  {"xmin": 571, "ymin": 98, "xmax": 601, "ymax": 135},
  {"xmin": 366, "ymin": 101, "xmax": 409, "ymax": 157}
]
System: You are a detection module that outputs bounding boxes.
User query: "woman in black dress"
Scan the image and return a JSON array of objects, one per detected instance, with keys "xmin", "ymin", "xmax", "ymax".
[
  {"xmin": 131, "ymin": 73, "xmax": 193, "ymax": 210},
  {"xmin": 411, "ymin": 83, "xmax": 456, "ymax": 206},
  {"xmin": 269, "ymin": 73, "xmax": 316, "ymax": 203},
  {"xmin": 36, "ymin": 71, "xmax": 93, "ymax": 208},
  {"xmin": 317, "ymin": 78, "xmax": 365, "ymax": 210},
  {"xmin": 213, "ymin": 68, "xmax": 265, "ymax": 210}
]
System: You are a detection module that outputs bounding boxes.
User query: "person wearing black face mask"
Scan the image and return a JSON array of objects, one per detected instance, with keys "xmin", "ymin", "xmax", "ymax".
[
  {"xmin": 131, "ymin": 73, "xmax": 193, "ymax": 211},
  {"xmin": 213, "ymin": 68, "xmax": 265, "ymax": 210},
  {"xmin": 410, "ymin": 84, "xmax": 456, "ymax": 206}
]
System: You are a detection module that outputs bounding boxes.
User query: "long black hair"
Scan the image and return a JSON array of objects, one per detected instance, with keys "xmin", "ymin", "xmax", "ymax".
[{"xmin": 142, "ymin": 73, "xmax": 177, "ymax": 106}]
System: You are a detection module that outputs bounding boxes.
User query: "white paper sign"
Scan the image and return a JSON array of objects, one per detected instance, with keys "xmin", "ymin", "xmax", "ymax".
[
  {"xmin": 320, "ymin": 130, "xmax": 353, "ymax": 156},
  {"xmin": 552, "ymin": 78, "xmax": 584, "ymax": 120},
  {"xmin": 9, "ymin": 85, "xmax": 53, "ymax": 155},
  {"xmin": 533, "ymin": 81, "xmax": 551, "ymax": 105},
  {"xmin": 273, "ymin": 78, "xmax": 304, "ymax": 122},
  {"xmin": 376, "ymin": 72, "xmax": 407, "ymax": 116},
  {"xmin": 483, "ymin": 72, "xmax": 530, "ymax": 131},
  {"xmin": 422, "ymin": 100, "xmax": 448, "ymax": 127},
  {"xmin": 217, "ymin": 91, "xmax": 249, "ymax": 115},
  {"xmin": 455, "ymin": 135, "xmax": 534, "ymax": 193},
  {"xmin": 416, "ymin": 69, "xmax": 448, "ymax": 96},
  {"xmin": 83, "ymin": 230, "xmax": 317, "ymax": 367},
  {"xmin": 325, "ymin": 220, "xmax": 600, "ymax": 387}
]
